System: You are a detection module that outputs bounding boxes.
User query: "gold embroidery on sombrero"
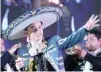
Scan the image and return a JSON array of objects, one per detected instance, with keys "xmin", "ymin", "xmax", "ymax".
[
  {"xmin": 4, "ymin": 12, "xmax": 33, "ymax": 38},
  {"xmin": 31, "ymin": 11, "xmax": 36, "ymax": 15},
  {"xmin": 37, "ymin": 6, "xmax": 62, "ymax": 16}
]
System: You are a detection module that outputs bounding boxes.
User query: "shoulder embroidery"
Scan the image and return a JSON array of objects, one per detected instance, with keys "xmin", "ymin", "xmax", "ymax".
[
  {"xmin": 58, "ymin": 38, "xmax": 67, "ymax": 45},
  {"xmin": 22, "ymin": 53, "xmax": 29, "ymax": 56}
]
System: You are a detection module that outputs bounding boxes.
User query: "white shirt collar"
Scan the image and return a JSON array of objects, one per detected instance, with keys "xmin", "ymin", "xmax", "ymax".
[{"xmin": 88, "ymin": 48, "xmax": 101, "ymax": 56}]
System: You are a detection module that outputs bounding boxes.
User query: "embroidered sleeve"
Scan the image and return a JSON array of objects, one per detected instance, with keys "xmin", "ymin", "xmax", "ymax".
[{"xmin": 58, "ymin": 27, "xmax": 88, "ymax": 50}]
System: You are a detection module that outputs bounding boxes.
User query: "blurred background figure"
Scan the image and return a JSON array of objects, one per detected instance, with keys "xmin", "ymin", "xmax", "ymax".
[
  {"xmin": 64, "ymin": 26, "xmax": 101, "ymax": 71},
  {"xmin": 0, "ymin": 38, "xmax": 5, "ymax": 56},
  {"xmin": 1, "ymin": 0, "xmax": 33, "ymax": 30},
  {"xmin": 1, "ymin": 0, "xmax": 33, "ymax": 51},
  {"xmin": 63, "ymin": 0, "xmax": 101, "ymax": 32},
  {"xmin": 0, "ymin": 37, "xmax": 22, "ymax": 71}
]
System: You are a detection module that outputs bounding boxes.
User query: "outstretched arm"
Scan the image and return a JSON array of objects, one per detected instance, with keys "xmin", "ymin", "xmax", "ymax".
[{"xmin": 58, "ymin": 15, "xmax": 100, "ymax": 50}]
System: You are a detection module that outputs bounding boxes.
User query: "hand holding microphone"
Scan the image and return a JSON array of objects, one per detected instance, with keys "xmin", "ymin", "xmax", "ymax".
[{"xmin": 15, "ymin": 57, "xmax": 24, "ymax": 71}]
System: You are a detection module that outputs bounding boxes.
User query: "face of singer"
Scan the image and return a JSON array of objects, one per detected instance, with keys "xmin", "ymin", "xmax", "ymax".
[
  {"xmin": 24, "ymin": 21, "xmax": 43, "ymax": 42},
  {"xmin": 0, "ymin": 38, "xmax": 5, "ymax": 53},
  {"xmin": 86, "ymin": 34, "xmax": 101, "ymax": 51}
]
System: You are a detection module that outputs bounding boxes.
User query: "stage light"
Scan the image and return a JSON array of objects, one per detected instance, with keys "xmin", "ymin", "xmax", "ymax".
[
  {"xmin": 2, "ymin": 8, "xmax": 9, "ymax": 31},
  {"xmin": 49, "ymin": 0, "xmax": 60, "ymax": 4},
  {"xmin": 59, "ymin": 4, "xmax": 63, "ymax": 7}
]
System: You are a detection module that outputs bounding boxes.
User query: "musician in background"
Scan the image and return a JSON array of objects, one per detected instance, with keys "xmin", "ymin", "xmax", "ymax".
[
  {"xmin": 1, "ymin": 0, "xmax": 32, "ymax": 25},
  {"xmin": 76, "ymin": 26, "xmax": 101, "ymax": 71},
  {"xmin": 65, "ymin": 26, "xmax": 101, "ymax": 71},
  {"xmin": 0, "ymin": 37, "xmax": 22, "ymax": 71}
]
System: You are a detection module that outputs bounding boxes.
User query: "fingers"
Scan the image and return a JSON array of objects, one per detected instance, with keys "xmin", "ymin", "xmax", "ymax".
[
  {"xmin": 9, "ymin": 44, "xmax": 22, "ymax": 54},
  {"xmin": 17, "ymin": 44, "xmax": 22, "ymax": 48},
  {"xmin": 94, "ymin": 24, "xmax": 100, "ymax": 27},
  {"xmin": 12, "ymin": 44, "xmax": 21, "ymax": 48},
  {"xmin": 74, "ymin": 45, "xmax": 81, "ymax": 50},
  {"xmin": 16, "ymin": 57, "xmax": 24, "ymax": 64},
  {"xmin": 89, "ymin": 14, "xmax": 95, "ymax": 20},
  {"xmin": 90, "ymin": 15, "xmax": 98, "ymax": 21},
  {"xmin": 16, "ymin": 63, "xmax": 24, "ymax": 70},
  {"xmin": 16, "ymin": 62, "xmax": 24, "ymax": 66},
  {"xmin": 16, "ymin": 64, "xmax": 24, "ymax": 68},
  {"xmin": 16, "ymin": 57, "xmax": 24, "ymax": 70},
  {"xmin": 92, "ymin": 15, "xmax": 98, "ymax": 21},
  {"xmin": 95, "ymin": 19, "xmax": 100, "ymax": 24},
  {"xmin": 85, "ymin": 15, "xmax": 100, "ymax": 31},
  {"xmin": 16, "ymin": 44, "xmax": 21, "ymax": 48},
  {"xmin": 92, "ymin": 15, "xmax": 100, "ymax": 24},
  {"xmin": 90, "ymin": 15, "xmax": 100, "ymax": 24}
]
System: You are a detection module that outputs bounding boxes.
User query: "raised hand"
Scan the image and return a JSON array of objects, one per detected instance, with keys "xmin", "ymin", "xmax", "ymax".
[
  {"xmin": 74, "ymin": 45, "xmax": 87, "ymax": 59},
  {"xmin": 15, "ymin": 57, "xmax": 24, "ymax": 71},
  {"xmin": 84, "ymin": 15, "xmax": 100, "ymax": 31},
  {"xmin": 8, "ymin": 44, "xmax": 21, "ymax": 54}
]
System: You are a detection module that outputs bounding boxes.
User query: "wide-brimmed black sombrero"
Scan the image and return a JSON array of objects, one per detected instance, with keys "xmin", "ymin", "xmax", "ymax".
[{"xmin": 4, "ymin": 6, "xmax": 63, "ymax": 40}]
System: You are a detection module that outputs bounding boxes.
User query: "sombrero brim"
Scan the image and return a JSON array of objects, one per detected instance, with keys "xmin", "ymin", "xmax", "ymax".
[{"xmin": 4, "ymin": 6, "xmax": 63, "ymax": 40}]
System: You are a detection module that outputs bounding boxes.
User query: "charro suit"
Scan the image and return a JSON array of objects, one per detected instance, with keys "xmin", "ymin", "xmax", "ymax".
[{"xmin": 17, "ymin": 27, "xmax": 88, "ymax": 71}]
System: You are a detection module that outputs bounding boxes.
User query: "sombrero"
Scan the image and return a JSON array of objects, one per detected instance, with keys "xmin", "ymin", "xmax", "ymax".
[{"xmin": 4, "ymin": 6, "xmax": 63, "ymax": 40}]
